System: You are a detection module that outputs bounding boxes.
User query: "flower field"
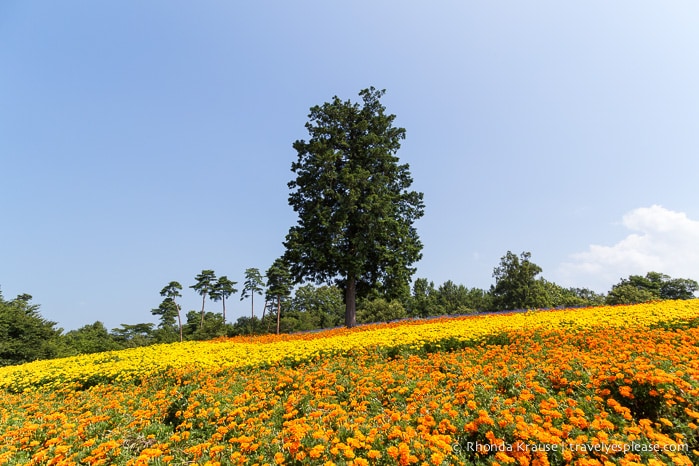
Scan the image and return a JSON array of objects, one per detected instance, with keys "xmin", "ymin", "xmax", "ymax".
[{"xmin": 1, "ymin": 301, "xmax": 698, "ymax": 465}]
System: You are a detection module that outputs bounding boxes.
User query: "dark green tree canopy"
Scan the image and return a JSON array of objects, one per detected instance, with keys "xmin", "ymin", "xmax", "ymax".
[
  {"xmin": 151, "ymin": 298, "xmax": 179, "ymax": 329},
  {"xmin": 265, "ymin": 258, "xmax": 293, "ymax": 334},
  {"xmin": 605, "ymin": 283, "xmax": 656, "ymax": 305},
  {"xmin": 210, "ymin": 276, "xmax": 238, "ymax": 324},
  {"xmin": 408, "ymin": 278, "xmax": 439, "ymax": 318},
  {"xmin": 284, "ymin": 87, "xmax": 424, "ymax": 327},
  {"xmin": 161, "ymin": 281, "xmax": 183, "ymax": 301},
  {"xmin": 109, "ymin": 323, "xmax": 154, "ymax": 348},
  {"xmin": 210, "ymin": 276, "xmax": 238, "ymax": 303},
  {"xmin": 490, "ymin": 251, "xmax": 549, "ymax": 311},
  {"xmin": 606, "ymin": 271, "xmax": 699, "ymax": 304},
  {"xmin": 191, "ymin": 271, "xmax": 216, "ymax": 299},
  {"xmin": 191, "ymin": 270, "xmax": 216, "ymax": 328},
  {"xmin": 63, "ymin": 321, "xmax": 121, "ymax": 355},
  {"xmin": 287, "ymin": 284, "xmax": 345, "ymax": 330},
  {"xmin": 266, "ymin": 259, "xmax": 292, "ymax": 300},
  {"xmin": 0, "ymin": 291, "xmax": 64, "ymax": 366},
  {"xmin": 159, "ymin": 281, "xmax": 184, "ymax": 342},
  {"xmin": 241, "ymin": 268, "xmax": 265, "ymax": 319}
]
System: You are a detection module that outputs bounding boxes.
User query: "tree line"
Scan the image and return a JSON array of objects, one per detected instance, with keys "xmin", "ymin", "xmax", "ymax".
[{"xmin": 2, "ymin": 252, "xmax": 696, "ymax": 367}]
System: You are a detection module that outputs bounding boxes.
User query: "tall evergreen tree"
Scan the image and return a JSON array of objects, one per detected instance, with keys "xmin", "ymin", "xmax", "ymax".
[
  {"xmin": 159, "ymin": 281, "xmax": 183, "ymax": 341},
  {"xmin": 265, "ymin": 258, "xmax": 293, "ymax": 334},
  {"xmin": 241, "ymin": 268, "xmax": 264, "ymax": 319},
  {"xmin": 190, "ymin": 270, "xmax": 216, "ymax": 329},
  {"xmin": 151, "ymin": 298, "xmax": 179, "ymax": 342},
  {"xmin": 210, "ymin": 276, "xmax": 238, "ymax": 325},
  {"xmin": 284, "ymin": 87, "xmax": 424, "ymax": 327}
]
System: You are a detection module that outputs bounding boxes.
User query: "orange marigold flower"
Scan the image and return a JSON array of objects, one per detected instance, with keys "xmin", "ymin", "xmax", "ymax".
[
  {"xmin": 309, "ymin": 445, "xmax": 325, "ymax": 459},
  {"xmin": 387, "ymin": 446, "xmax": 399, "ymax": 459}
]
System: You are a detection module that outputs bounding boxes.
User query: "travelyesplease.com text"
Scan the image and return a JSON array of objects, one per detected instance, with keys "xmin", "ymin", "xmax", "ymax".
[{"xmin": 452, "ymin": 440, "xmax": 688, "ymax": 454}]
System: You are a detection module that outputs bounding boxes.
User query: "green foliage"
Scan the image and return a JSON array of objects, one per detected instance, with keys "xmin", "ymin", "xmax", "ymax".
[
  {"xmin": 541, "ymin": 280, "xmax": 606, "ymax": 308},
  {"xmin": 463, "ymin": 286, "xmax": 493, "ymax": 313},
  {"xmin": 277, "ymin": 310, "xmax": 320, "ymax": 334},
  {"xmin": 184, "ymin": 310, "xmax": 227, "ymax": 340},
  {"xmin": 490, "ymin": 251, "xmax": 550, "ymax": 311},
  {"xmin": 151, "ymin": 326, "xmax": 181, "ymax": 344},
  {"xmin": 271, "ymin": 284, "xmax": 346, "ymax": 333},
  {"xmin": 265, "ymin": 259, "xmax": 292, "ymax": 301},
  {"xmin": 436, "ymin": 280, "xmax": 467, "ymax": 314},
  {"xmin": 190, "ymin": 270, "xmax": 216, "ymax": 328},
  {"xmin": 151, "ymin": 298, "xmax": 179, "ymax": 330},
  {"xmin": 229, "ymin": 316, "xmax": 266, "ymax": 336},
  {"xmin": 241, "ymin": 268, "xmax": 265, "ymax": 319},
  {"xmin": 659, "ymin": 276, "xmax": 699, "ymax": 300},
  {"xmin": 606, "ymin": 283, "xmax": 656, "ymax": 305},
  {"xmin": 357, "ymin": 298, "xmax": 407, "ymax": 324},
  {"xmin": 210, "ymin": 276, "xmax": 238, "ymax": 324},
  {"xmin": 0, "ymin": 291, "xmax": 65, "ymax": 366},
  {"xmin": 63, "ymin": 321, "xmax": 122, "ymax": 355},
  {"xmin": 606, "ymin": 272, "xmax": 698, "ymax": 305},
  {"xmin": 407, "ymin": 278, "xmax": 490, "ymax": 317},
  {"xmin": 567, "ymin": 286, "xmax": 607, "ymax": 306},
  {"xmin": 284, "ymin": 87, "xmax": 425, "ymax": 327},
  {"xmin": 109, "ymin": 323, "xmax": 154, "ymax": 348},
  {"xmin": 265, "ymin": 258, "xmax": 293, "ymax": 334},
  {"xmin": 435, "ymin": 280, "xmax": 487, "ymax": 314},
  {"xmin": 159, "ymin": 281, "xmax": 183, "ymax": 341},
  {"xmin": 407, "ymin": 278, "xmax": 440, "ymax": 317},
  {"xmin": 150, "ymin": 298, "xmax": 181, "ymax": 344}
]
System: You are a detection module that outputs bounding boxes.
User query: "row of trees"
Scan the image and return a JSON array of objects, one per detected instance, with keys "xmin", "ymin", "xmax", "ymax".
[
  {"xmin": 152, "ymin": 268, "xmax": 265, "ymax": 343},
  {"xmin": 2, "ymin": 256, "xmax": 696, "ymax": 366},
  {"xmin": 152, "ymin": 263, "xmax": 293, "ymax": 342},
  {"xmin": 146, "ymin": 250, "xmax": 698, "ymax": 342},
  {"xmin": 149, "ymin": 251, "xmax": 699, "ymax": 347},
  {"xmin": 1, "ymin": 251, "xmax": 697, "ymax": 368}
]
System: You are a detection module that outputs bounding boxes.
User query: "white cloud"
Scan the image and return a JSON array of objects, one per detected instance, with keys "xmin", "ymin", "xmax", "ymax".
[{"xmin": 558, "ymin": 205, "xmax": 699, "ymax": 292}]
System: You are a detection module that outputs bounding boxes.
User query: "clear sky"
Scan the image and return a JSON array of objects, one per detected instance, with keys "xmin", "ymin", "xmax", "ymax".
[{"xmin": 2, "ymin": 1, "xmax": 698, "ymax": 331}]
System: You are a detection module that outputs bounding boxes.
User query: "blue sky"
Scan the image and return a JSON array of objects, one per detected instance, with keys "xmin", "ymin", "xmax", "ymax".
[{"xmin": 2, "ymin": 1, "xmax": 698, "ymax": 331}]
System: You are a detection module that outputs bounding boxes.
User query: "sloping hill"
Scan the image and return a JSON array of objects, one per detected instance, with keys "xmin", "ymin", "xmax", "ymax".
[{"xmin": 1, "ymin": 301, "xmax": 698, "ymax": 465}]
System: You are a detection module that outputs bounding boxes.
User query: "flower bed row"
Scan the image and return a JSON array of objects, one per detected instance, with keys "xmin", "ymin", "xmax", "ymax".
[{"xmin": 1, "ymin": 300, "xmax": 698, "ymax": 393}]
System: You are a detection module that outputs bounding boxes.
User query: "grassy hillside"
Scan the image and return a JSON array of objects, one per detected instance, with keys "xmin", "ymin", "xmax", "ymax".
[{"xmin": 1, "ymin": 301, "xmax": 698, "ymax": 465}]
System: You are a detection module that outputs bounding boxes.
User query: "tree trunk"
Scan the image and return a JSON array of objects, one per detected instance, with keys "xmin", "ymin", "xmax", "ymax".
[
  {"xmin": 276, "ymin": 296, "xmax": 281, "ymax": 335},
  {"xmin": 200, "ymin": 293, "xmax": 206, "ymax": 329},
  {"xmin": 345, "ymin": 276, "xmax": 356, "ymax": 328},
  {"xmin": 176, "ymin": 304, "xmax": 183, "ymax": 342},
  {"xmin": 251, "ymin": 294, "xmax": 254, "ymax": 319},
  {"xmin": 261, "ymin": 299, "xmax": 268, "ymax": 321},
  {"xmin": 222, "ymin": 297, "xmax": 226, "ymax": 325}
]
